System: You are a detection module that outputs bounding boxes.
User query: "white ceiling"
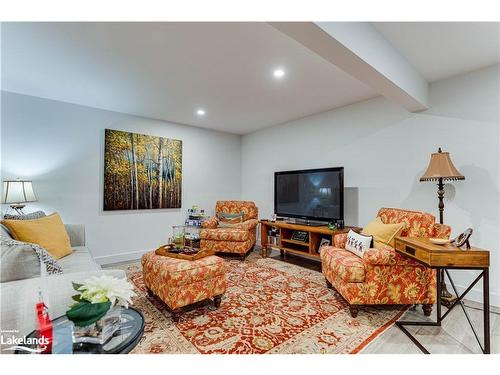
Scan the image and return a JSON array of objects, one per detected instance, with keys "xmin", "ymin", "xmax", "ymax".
[
  {"xmin": 2, "ymin": 23, "xmax": 499, "ymax": 135},
  {"xmin": 373, "ymin": 22, "xmax": 500, "ymax": 82},
  {"xmin": 1, "ymin": 22, "xmax": 377, "ymax": 134}
]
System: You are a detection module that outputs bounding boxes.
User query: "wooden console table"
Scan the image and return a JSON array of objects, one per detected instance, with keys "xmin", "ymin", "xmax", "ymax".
[
  {"xmin": 394, "ymin": 236, "xmax": 490, "ymax": 354},
  {"xmin": 259, "ymin": 220, "xmax": 360, "ymax": 259}
]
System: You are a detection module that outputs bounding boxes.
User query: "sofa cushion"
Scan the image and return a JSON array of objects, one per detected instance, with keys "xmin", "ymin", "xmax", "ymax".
[
  {"xmin": 64, "ymin": 224, "xmax": 86, "ymax": 247},
  {"xmin": 215, "ymin": 201, "xmax": 258, "ymax": 222},
  {"xmin": 200, "ymin": 238, "xmax": 255, "ymax": 254},
  {"xmin": 2, "ymin": 213, "xmax": 73, "ymax": 259},
  {"xmin": 200, "ymin": 227, "xmax": 250, "ymax": 242},
  {"xmin": 3, "ymin": 210, "xmax": 46, "ymax": 220},
  {"xmin": 1, "ymin": 239, "xmax": 40, "ymax": 282},
  {"xmin": 377, "ymin": 208, "xmax": 436, "ymax": 238},
  {"xmin": 57, "ymin": 246, "xmax": 100, "ymax": 273},
  {"xmin": 1, "ymin": 224, "xmax": 12, "ymax": 239},
  {"xmin": 321, "ymin": 246, "xmax": 365, "ymax": 283},
  {"xmin": 0, "ymin": 238, "xmax": 63, "ymax": 282}
]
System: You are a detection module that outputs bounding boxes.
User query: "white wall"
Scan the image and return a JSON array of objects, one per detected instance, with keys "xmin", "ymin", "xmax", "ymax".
[
  {"xmin": 242, "ymin": 65, "xmax": 500, "ymax": 306},
  {"xmin": 1, "ymin": 92, "xmax": 242, "ymax": 264}
]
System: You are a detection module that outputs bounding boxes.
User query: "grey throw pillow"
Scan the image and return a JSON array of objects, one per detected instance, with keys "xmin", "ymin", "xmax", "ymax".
[
  {"xmin": 3, "ymin": 210, "xmax": 46, "ymax": 220},
  {"xmin": 0, "ymin": 238, "xmax": 63, "ymax": 282},
  {"xmin": 1, "ymin": 224, "xmax": 12, "ymax": 239}
]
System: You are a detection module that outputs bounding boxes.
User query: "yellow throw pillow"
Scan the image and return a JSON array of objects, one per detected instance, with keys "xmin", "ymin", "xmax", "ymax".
[
  {"xmin": 1, "ymin": 213, "xmax": 73, "ymax": 259},
  {"xmin": 361, "ymin": 216, "xmax": 404, "ymax": 248}
]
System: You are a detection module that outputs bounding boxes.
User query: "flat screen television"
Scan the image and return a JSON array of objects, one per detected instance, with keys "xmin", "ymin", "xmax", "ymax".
[{"xmin": 274, "ymin": 167, "xmax": 344, "ymax": 222}]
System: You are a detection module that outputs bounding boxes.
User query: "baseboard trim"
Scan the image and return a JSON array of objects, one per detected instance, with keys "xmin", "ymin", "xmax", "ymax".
[{"xmin": 95, "ymin": 249, "xmax": 150, "ymax": 266}]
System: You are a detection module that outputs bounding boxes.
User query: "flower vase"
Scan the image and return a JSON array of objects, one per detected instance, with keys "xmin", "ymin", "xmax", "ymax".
[{"xmin": 73, "ymin": 306, "xmax": 122, "ymax": 345}]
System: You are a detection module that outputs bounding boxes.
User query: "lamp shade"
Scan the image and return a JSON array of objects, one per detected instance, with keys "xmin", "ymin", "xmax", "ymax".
[
  {"xmin": 2, "ymin": 180, "xmax": 38, "ymax": 204},
  {"xmin": 420, "ymin": 148, "xmax": 465, "ymax": 182}
]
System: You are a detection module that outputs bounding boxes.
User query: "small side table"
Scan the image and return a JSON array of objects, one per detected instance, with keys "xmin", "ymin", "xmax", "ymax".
[{"xmin": 394, "ymin": 236, "xmax": 490, "ymax": 354}]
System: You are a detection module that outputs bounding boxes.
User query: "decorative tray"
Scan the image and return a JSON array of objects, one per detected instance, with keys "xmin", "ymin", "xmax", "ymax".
[{"xmin": 155, "ymin": 244, "xmax": 215, "ymax": 260}]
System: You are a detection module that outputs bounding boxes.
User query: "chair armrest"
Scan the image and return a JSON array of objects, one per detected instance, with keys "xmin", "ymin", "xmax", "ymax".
[
  {"xmin": 363, "ymin": 245, "xmax": 398, "ymax": 265},
  {"xmin": 202, "ymin": 217, "xmax": 218, "ymax": 229},
  {"xmin": 363, "ymin": 245, "xmax": 423, "ymax": 267},
  {"xmin": 65, "ymin": 224, "xmax": 86, "ymax": 247},
  {"xmin": 432, "ymin": 223, "xmax": 452, "ymax": 239},
  {"xmin": 333, "ymin": 233, "xmax": 348, "ymax": 248},
  {"xmin": 237, "ymin": 219, "xmax": 258, "ymax": 231}
]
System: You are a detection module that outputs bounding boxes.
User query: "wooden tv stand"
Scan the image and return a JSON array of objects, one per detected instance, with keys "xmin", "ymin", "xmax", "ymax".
[{"xmin": 259, "ymin": 220, "xmax": 361, "ymax": 259}]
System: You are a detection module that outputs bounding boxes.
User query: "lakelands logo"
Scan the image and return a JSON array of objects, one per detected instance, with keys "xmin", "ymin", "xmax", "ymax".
[{"xmin": 1, "ymin": 330, "xmax": 49, "ymax": 353}]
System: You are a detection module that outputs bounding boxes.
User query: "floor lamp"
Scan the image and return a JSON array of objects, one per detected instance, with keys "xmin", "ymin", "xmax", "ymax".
[{"xmin": 420, "ymin": 148, "xmax": 465, "ymax": 305}]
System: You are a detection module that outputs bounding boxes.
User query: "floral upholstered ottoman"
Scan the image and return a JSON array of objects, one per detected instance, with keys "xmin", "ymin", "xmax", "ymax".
[{"xmin": 141, "ymin": 251, "xmax": 226, "ymax": 321}]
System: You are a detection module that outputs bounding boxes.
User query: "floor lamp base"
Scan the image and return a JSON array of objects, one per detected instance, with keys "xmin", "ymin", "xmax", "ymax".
[{"xmin": 440, "ymin": 275, "xmax": 458, "ymax": 307}]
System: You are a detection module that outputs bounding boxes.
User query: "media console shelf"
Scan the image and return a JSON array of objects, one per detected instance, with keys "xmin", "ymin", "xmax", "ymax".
[{"xmin": 259, "ymin": 220, "xmax": 361, "ymax": 259}]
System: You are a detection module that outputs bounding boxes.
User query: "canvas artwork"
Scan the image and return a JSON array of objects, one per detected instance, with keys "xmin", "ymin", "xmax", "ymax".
[{"xmin": 103, "ymin": 129, "xmax": 182, "ymax": 211}]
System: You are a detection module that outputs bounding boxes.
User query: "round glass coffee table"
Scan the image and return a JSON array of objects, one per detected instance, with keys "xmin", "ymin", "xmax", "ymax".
[{"xmin": 20, "ymin": 307, "xmax": 144, "ymax": 354}]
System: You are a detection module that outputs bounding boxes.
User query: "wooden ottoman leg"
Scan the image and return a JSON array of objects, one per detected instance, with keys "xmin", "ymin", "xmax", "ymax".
[
  {"xmin": 172, "ymin": 309, "xmax": 182, "ymax": 322},
  {"xmin": 349, "ymin": 305, "xmax": 359, "ymax": 318},
  {"xmin": 214, "ymin": 295, "xmax": 223, "ymax": 309},
  {"xmin": 422, "ymin": 304, "xmax": 433, "ymax": 317}
]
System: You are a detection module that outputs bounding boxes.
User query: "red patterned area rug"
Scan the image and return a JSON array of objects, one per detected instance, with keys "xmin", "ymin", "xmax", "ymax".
[{"xmin": 114, "ymin": 251, "xmax": 405, "ymax": 354}]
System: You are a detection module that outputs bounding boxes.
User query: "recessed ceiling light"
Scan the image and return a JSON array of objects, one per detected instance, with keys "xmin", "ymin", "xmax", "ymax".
[
  {"xmin": 273, "ymin": 69, "xmax": 285, "ymax": 78},
  {"xmin": 196, "ymin": 109, "xmax": 206, "ymax": 116}
]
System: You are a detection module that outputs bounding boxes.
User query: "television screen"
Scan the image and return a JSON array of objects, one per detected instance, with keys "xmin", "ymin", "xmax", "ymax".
[{"xmin": 274, "ymin": 167, "xmax": 343, "ymax": 221}]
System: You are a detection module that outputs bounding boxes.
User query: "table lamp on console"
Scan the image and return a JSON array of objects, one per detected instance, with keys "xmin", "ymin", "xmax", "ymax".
[
  {"xmin": 2, "ymin": 179, "xmax": 38, "ymax": 215},
  {"xmin": 420, "ymin": 148, "xmax": 465, "ymax": 305}
]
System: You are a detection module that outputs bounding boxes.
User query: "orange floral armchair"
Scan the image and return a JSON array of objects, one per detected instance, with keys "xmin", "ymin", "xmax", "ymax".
[
  {"xmin": 321, "ymin": 208, "xmax": 451, "ymax": 318},
  {"xmin": 200, "ymin": 201, "xmax": 259, "ymax": 259}
]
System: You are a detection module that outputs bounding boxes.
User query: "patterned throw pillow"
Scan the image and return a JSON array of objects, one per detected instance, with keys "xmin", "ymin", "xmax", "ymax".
[
  {"xmin": 345, "ymin": 230, "xmax": 373, "ymax": 258},
  {"xmin": 3, "ymin": 210, "xmax": 46, "ymax": 220},
  {"xmin": 217, "ymin": 212, "xmax": 244, "ymax": 228},
  {"xmin": 0, "ymin": 238, "xmax": 63, "ymax": 282}
]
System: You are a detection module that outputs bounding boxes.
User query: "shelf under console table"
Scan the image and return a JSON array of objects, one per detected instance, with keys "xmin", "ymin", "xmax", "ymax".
[{"xmin": 259, "ymin": 219, "xmax": 361, "ymax": 260}]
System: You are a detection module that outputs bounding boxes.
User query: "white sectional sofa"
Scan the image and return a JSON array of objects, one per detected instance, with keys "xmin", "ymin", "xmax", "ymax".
[{"xmin": 0, "ymin": 224, "xmax": 126, "ymax": 348}]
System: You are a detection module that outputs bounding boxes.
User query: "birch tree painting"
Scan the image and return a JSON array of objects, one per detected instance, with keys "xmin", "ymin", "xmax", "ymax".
[{"xmin": 103, "ymin": 129, "xmax": 182, "ymax": 210}]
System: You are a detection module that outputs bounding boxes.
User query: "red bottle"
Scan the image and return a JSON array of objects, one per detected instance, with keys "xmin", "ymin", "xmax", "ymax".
[{"xmin": 36, "ymin": 301, "xmax": 53, "ymax": 354}]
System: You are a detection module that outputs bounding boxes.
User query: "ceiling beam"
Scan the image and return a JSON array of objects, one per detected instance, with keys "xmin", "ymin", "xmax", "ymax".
[{"xmin": 269, "ymin": 22, "xmax": 429, "ymax": 112}]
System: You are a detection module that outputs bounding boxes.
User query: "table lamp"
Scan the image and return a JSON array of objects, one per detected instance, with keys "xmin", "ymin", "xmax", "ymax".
[
  {"xmin": 420, "ymin": 148, "xmax": 464, "ymax": 305},
  {"xmin": 2, "ymin": 179, "xmax": 38, "ymax": 214}
]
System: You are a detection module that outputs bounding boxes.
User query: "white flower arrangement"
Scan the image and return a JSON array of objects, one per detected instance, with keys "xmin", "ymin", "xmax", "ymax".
[
  {"xmin": 67, "ymin": 275, "xmax": 136, "ymax": 327},
  {"xmin": 77, "ymin": 275, "xmax": 136, "ymax": 308}
]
